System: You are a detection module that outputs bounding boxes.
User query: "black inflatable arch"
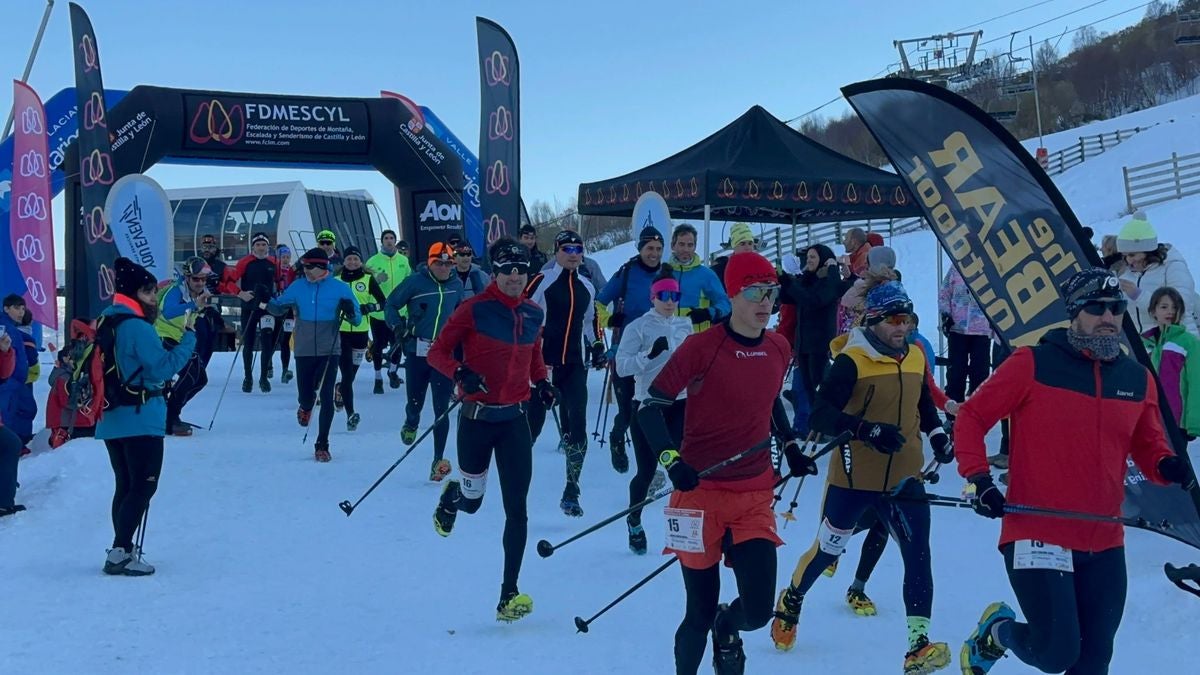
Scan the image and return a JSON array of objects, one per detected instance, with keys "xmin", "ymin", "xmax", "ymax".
[{"xmin": 64, "ymin": 85, "xmax": 463, "ymax": 321}]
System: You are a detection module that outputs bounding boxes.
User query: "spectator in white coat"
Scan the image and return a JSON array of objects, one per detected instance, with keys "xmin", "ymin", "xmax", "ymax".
[{"xmin": 1116, "ymin": 211, "xmax": 1199, "ymax": 335}]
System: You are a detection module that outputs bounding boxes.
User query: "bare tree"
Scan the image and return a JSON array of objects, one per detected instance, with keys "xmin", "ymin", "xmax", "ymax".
[
  {"xmin": 1073, "ymin": 25, "xmax": 1101, "ymax": 51},
  {"xmin": 1145, "ymin": 0, "xmax": 1174, "ymax": 19}
]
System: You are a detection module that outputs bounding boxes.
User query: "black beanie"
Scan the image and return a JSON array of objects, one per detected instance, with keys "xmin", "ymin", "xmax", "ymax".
[
  {"xmin": 343, "ymin": 246, "xmax": 363, "ymax": 261},
  {"xmin": 300, "ymin": 247, "xmax": 330, "ymax": 267},
  {"xmin": 113, "ymin": 257, "xmax": 157, "ymax": 298},
  {"xmin": 637, "ymin": 226, "xmax": 664, "ymax": 250}
]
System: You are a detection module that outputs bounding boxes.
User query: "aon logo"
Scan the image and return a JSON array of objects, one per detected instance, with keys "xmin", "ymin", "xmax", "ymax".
[{"xmin": 420, "ymin": 200, "xmax": 461, "ymax": 222}]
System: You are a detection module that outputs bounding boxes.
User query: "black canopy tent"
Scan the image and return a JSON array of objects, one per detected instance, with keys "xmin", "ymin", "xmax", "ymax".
[{"xmin": 576, "ymin": 105, "xmax": 921, "ymax": 258}]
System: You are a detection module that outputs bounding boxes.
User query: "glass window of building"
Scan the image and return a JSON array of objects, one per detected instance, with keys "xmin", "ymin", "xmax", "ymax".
[
  {"xmin": 194, "ymin": 197, "xmax": 233, "ymax": 262},
  {"xmin": 253, "ymin": 194, "xmax": 288, "ymax": 240},
  {"xmin": 222, "ymin": 195, "xmax": 263, "ymax": 261}
]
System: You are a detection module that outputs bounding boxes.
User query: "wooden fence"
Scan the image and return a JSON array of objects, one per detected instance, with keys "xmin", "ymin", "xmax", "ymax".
[{"xmin": 1123, "ymin": 150, "xmax": 1200, "ymax": 213}]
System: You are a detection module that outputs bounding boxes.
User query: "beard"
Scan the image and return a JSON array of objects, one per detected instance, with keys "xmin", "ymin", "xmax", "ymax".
[{"xmin": 139, "ymin": 298, "xmax": 159, "ymax": 323}]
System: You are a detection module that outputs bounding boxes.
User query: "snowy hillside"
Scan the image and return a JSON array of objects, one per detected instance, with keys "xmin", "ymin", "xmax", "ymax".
[{"xmin": 6, "ymin": 92, "xmax": 1200, "ymax": 674}]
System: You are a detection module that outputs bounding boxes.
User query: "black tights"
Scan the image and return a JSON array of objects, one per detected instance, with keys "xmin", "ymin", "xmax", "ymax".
[
  {"xmin": 296, "ymin": 355, "xmax": 339, "ymax": 444},
  {"xmin": 338, "ymin": 332, "xmax": 369, "ymax": 415},
  {"xmin": 105, "ymin": 436, "xmax": 163, "ymax": 551},
  {"xmin": 628, "ymin": 398, "xmax": 685, "ymax": 524},
  {"xmin": 675, "ymin": 538, "xmax": 777, "ymax": 675}
]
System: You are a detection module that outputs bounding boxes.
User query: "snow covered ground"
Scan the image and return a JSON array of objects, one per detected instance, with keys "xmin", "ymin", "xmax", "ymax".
[{"xmin": 7, "ymin": 93, "xmax": 1200, "ymax": 674}]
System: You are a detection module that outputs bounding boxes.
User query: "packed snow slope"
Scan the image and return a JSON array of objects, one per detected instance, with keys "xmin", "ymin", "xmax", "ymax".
[{"xmin": 6, "ymin": 93, "xmax": 1200, "ymax": 674}]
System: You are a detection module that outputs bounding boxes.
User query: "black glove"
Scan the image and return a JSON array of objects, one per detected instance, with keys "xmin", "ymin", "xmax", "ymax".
[
  {"xmin": 454, "ymin": 365, "xmax": 488, "ymax": 394},
  {"xmin": 855, "ymin": 421, "xmax": 906, "ymax": 454},
  {"xmin": 659, "ymin": 449, "xmax": 699, "ymax": 492},
  {"xmin": 648, "ymin": 336, "xmax": 670, "ymax": 359},
  {"xmin": 391, "ymin": 316, "xmax": 409, "ymax": 340},
  {"xmin": 939, "ymin": 313, "xmax": 954, "ymax": 336},
  {"xmin": 784, "ymin": 441, "xmax": 818, "ymax": 477},
  {"xmin": 689, "ymin": 308, "xmax": 712, "ymax": 325},
  {"xmin": 607, "ymin": 312, "xmax": 626, "ymax": 329},
  {"xmin": 358, "ymin": 302, "xmax": 379, "ymax": 314},
  {"xmin": 1159, "ymin": 455, "xmax": 1194, "ymax": 486},
  {"xmin": 337, "ymin": 297, "xmax": 357, "ymax": 319},
  {"xmin": 969, "ymin": 474, "xmax": 1006, "ymax": 519},
  {"xmin": 930, "ymin": 428, "xmax": 954, "ymax": 464},
  {"xmin": 589, "ymin": 341, "xmax": 608, "ymax": 369},
  {"xmin": 534, "ymin": 379, "xmax": 559, "ymax": 408},
  {"xmin": 253, "ymin": 283, "xmax": 272, "ymax": 304}
]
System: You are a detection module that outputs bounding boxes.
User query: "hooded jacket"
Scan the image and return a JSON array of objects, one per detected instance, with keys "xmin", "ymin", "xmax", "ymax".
[
  {"xmin": 667, "ymin": 254, "xmax": 730, "ymax": 331},
  {"xmin": 614, "ymin": 310, "xmax": 693, "ymax": 401},
  {"xmin": 1119, "ymin": 248, "xmax": 1200, "ymax": 336},
  {"xmin": 597, "ymin": 257, "xmax": 662, "ymax": 329},
  {"xmin": 780, "ymin": 244, "xmax": 841, "ymax": 355},
  {"xmin": 95, "ymin": 295, "xmax": 196, "ymax": 440},
  {"xmin": 955, "ymin": 328, "xmax": 1174, "ymax": 552},
  {"xmin": 811, "ymin": 328, "xmax": 943, "ymax": 492},
  {"xmin": 383, "ymin": 264, "xmax": 464, "ymax": 354},
  {"xmin": 455, "ymin": 263, "xmax": 491, "ymax": 300},
  {"xmin": 1143, "ymin": 323, "xmax": 1200, "ymax": 436}
]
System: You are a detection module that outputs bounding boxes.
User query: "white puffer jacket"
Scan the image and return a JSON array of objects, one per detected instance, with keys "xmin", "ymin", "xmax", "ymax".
[
  {"xmin": 615, "ymin": 310, "xmax": 693, "ymax": 401},
  {"xmin": 1119, "ymin": 249, "xmax": 1200, "ymax": 336}
]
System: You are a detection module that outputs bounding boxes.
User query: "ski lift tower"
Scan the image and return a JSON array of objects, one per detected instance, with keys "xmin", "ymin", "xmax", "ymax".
[{"xmin": 893, "ymin": 31, "xmax": 984, "ymax": 87}]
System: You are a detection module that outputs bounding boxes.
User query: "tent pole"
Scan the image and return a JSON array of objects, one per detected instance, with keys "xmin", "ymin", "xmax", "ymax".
[
  {"xmin": 936, "ymin": 239, "xmax": 945, "ymax": 387},
  {"xmin": 703, "ymin": 204, "xmax": 711, "ymax": 263}
]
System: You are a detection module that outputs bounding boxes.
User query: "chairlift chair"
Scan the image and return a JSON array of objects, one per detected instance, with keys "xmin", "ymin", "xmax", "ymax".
[{"xmin": 1176, "ymin": 10, "xmax": 1200, "ymax": 46}]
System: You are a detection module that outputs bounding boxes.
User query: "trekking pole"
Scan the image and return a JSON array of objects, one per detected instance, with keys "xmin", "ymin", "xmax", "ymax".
[
  {"xmin": 574, "ymin": 556, "xmax": 679, "ymax": 633},
  {"xmin": 922, "ymin": 459, "xmax": 942, "ymax": 484},
  {"xmin": 339, "ymin": 398, "xmax": 463, "ymax": 516},
  {"xmin": 207, "ymin": 336, "xmax": 246, "ymax": 431},
  {"xmin": 777, "ymin": 433, "xmax": 846, "ymax": 527},
  {"xmin": 591, "ymin": 364, "xmax": 610, "ymax": 443},
  {"xmin": 537, "ymin": 430, "xmax": 851, "ymax": 558}
]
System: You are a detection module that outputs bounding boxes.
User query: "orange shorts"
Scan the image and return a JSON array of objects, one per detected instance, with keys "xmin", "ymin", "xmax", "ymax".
[{"xmin": 663, "ymin": 485, "xmax": 783, "ymax": 570}]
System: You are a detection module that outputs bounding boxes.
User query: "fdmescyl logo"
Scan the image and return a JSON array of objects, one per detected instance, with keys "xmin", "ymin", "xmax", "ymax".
[{"xmin": 735, "ymin": 350, "xmax": 768, "ymax": 359}]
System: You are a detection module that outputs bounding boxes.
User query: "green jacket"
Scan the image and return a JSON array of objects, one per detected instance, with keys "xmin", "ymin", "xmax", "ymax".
[{"xmin": 366, "ymin": 250, "xmax": 412, "ymax": 299}]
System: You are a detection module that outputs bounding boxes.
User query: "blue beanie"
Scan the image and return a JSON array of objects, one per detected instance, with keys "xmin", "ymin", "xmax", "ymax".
[{"xmin": 864, "ymin": 281, "xmax": 913, "ymax": 324}]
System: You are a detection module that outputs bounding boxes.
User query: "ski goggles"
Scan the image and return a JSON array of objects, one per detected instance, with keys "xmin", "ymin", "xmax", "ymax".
[
  {"xmin": 740, "ymin": 284, "xmax": 780, "ymax": 304},
  {"xmin": 493, "ymin": 260, "xmax": 530, "ymax": 275},
  {"xmin": 558, "ymin": 244, "xmax": 584, "ymax": 255},
  {"xmin": 301, "ymin": 259, "xmax": 329, "ymax": 271},
  {"xmin": 654, "ymin": 290, "xmax": 682, "ymax": 303},
  {"xmin": 879, "ymin": 313, "xmax": 913, "ymax": 326},
  {"xmin": 1080, "ymin": 299, "xmax": 1127, "ymax": 316}
]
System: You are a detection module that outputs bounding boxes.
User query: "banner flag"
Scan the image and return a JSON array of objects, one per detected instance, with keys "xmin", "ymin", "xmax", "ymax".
[
  {"xmin": 9, "ymin": 80, "xmax": 56, "ymax": 329},
  {"xmin": 69, "ymin": 2, "xmax": 120, "ymax": 316},
  {"xmin": 104, "ymin": 174, "xmax": 174, "ymax": 283},
  {"xmin": 843, "ymin": 77, "xmax": 1200, "ymax": 550},
  {"xmin": 476, "ymin": 17, "xmax": 520, "ymax": 246}
]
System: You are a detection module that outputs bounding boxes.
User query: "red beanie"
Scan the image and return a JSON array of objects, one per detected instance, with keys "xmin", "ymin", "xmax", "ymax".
[{"xmin": 723, "ymin": 251, "xmax": 777, "ymax": 298}]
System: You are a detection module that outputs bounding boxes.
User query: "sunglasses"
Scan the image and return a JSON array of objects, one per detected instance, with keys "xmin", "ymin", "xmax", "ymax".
[
  {"xmin": 494, "ymin": 262, "xmax": 530, "ymax": 275},
  {"xmin": 654, "ymin": 290, "xmax": 682, "ymax": 303},
  {"xmin": 318, "ymin": 240, "xmax": 334, "ymax": 246},
  {"xmin": 431, "ymin": 259, "xmax": 454, "ymax": 267},
  {"xmin": 1080, "ymin": 300, "xmax": 1127, "ymax": 316},
  {"xmin": 302, "ymin": 263, "xmax": 328, "ymax": 271},
  {"xmin": 740, "ymin": 284, "xmax": 780, "ymax": 304},
  {"xmin": 881, "ymin": 313, "xmax": 913, "ymax": 326},
  {"xmin": 559, "ymin": 244, "xmax": 584, "ymax": 255},
  {"xmin": 456, "ymin": 251, "xmax": 473, "ymax": 257}
]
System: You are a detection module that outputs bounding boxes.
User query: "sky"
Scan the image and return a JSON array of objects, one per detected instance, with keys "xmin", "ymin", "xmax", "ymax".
[{"xmin": 0, "ymin": 0, "xmax": 1159, "ymax": 261}]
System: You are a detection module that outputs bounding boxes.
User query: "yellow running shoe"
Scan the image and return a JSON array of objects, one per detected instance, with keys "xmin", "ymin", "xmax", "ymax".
[
  {"xmin": 823, "ymin": 558, "xmax": 839, "ymax": 577},
  {"xmin": 846, "ymin": 588, "xmax": 877, "ymax": 616},
  {"xmin": 496, "ymin": 591, "xmax": 533, "ymax": 623},
  {"xmin": 770, "ymin": 586, "xmax": 803, "ymax": 651},
  {"xmin": 903, "ymin": 635, "xmax": 951, "ymax": 675}
]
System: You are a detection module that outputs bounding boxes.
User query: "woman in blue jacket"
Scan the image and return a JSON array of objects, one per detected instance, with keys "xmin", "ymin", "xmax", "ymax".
[{"xmin": 99, "ymin": 258, "xmax": 196, "ymax": 576}]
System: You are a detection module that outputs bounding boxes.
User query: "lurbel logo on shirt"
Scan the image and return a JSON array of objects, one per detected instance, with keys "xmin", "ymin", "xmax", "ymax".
[
  {"xmin": 1116, "ymin": 389, "xmax": 1134, "ymax": 398},
  {"xmin": 735, "ymin": 349, "xmax": 768, "ymax": 359}
]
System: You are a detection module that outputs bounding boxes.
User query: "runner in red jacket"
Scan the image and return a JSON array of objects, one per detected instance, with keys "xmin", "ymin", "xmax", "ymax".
[
  {"xmin": 638, "ymin": 251, "xmax": 817, "ymax": 675},
  {"xmin": 427, "ymin": 238, "xmax": 556, "ymax": 624},
  {"xmin": 957, "ymin": 268, "xmax": 1192, "ymax": 675}
]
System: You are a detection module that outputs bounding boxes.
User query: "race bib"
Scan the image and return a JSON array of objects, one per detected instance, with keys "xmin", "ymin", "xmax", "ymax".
[
  {"xmin": 259, "ymin": 315, "xmax": 275, "ymax": 330},
  {"xmin": 817, "ymin": 517, "xmax": 854, "ymax": 556},
  {"xmin": 416, "ymin": 337, "xmax": 432, "ymax": 357},
  {"xmin": 1013, "ymin": 540, "xmax": 1074, "ymax": 573},
  {"xmin": 283, "ymin": 319, "xmax": 295, "ymax": 332},
  {"xmin": 351, "ymin": 348, "xmax": 367, "ymax": 366},
  {"xmin": 664, "ymin": 507, "xmax": 705, "ymax": 553}
]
